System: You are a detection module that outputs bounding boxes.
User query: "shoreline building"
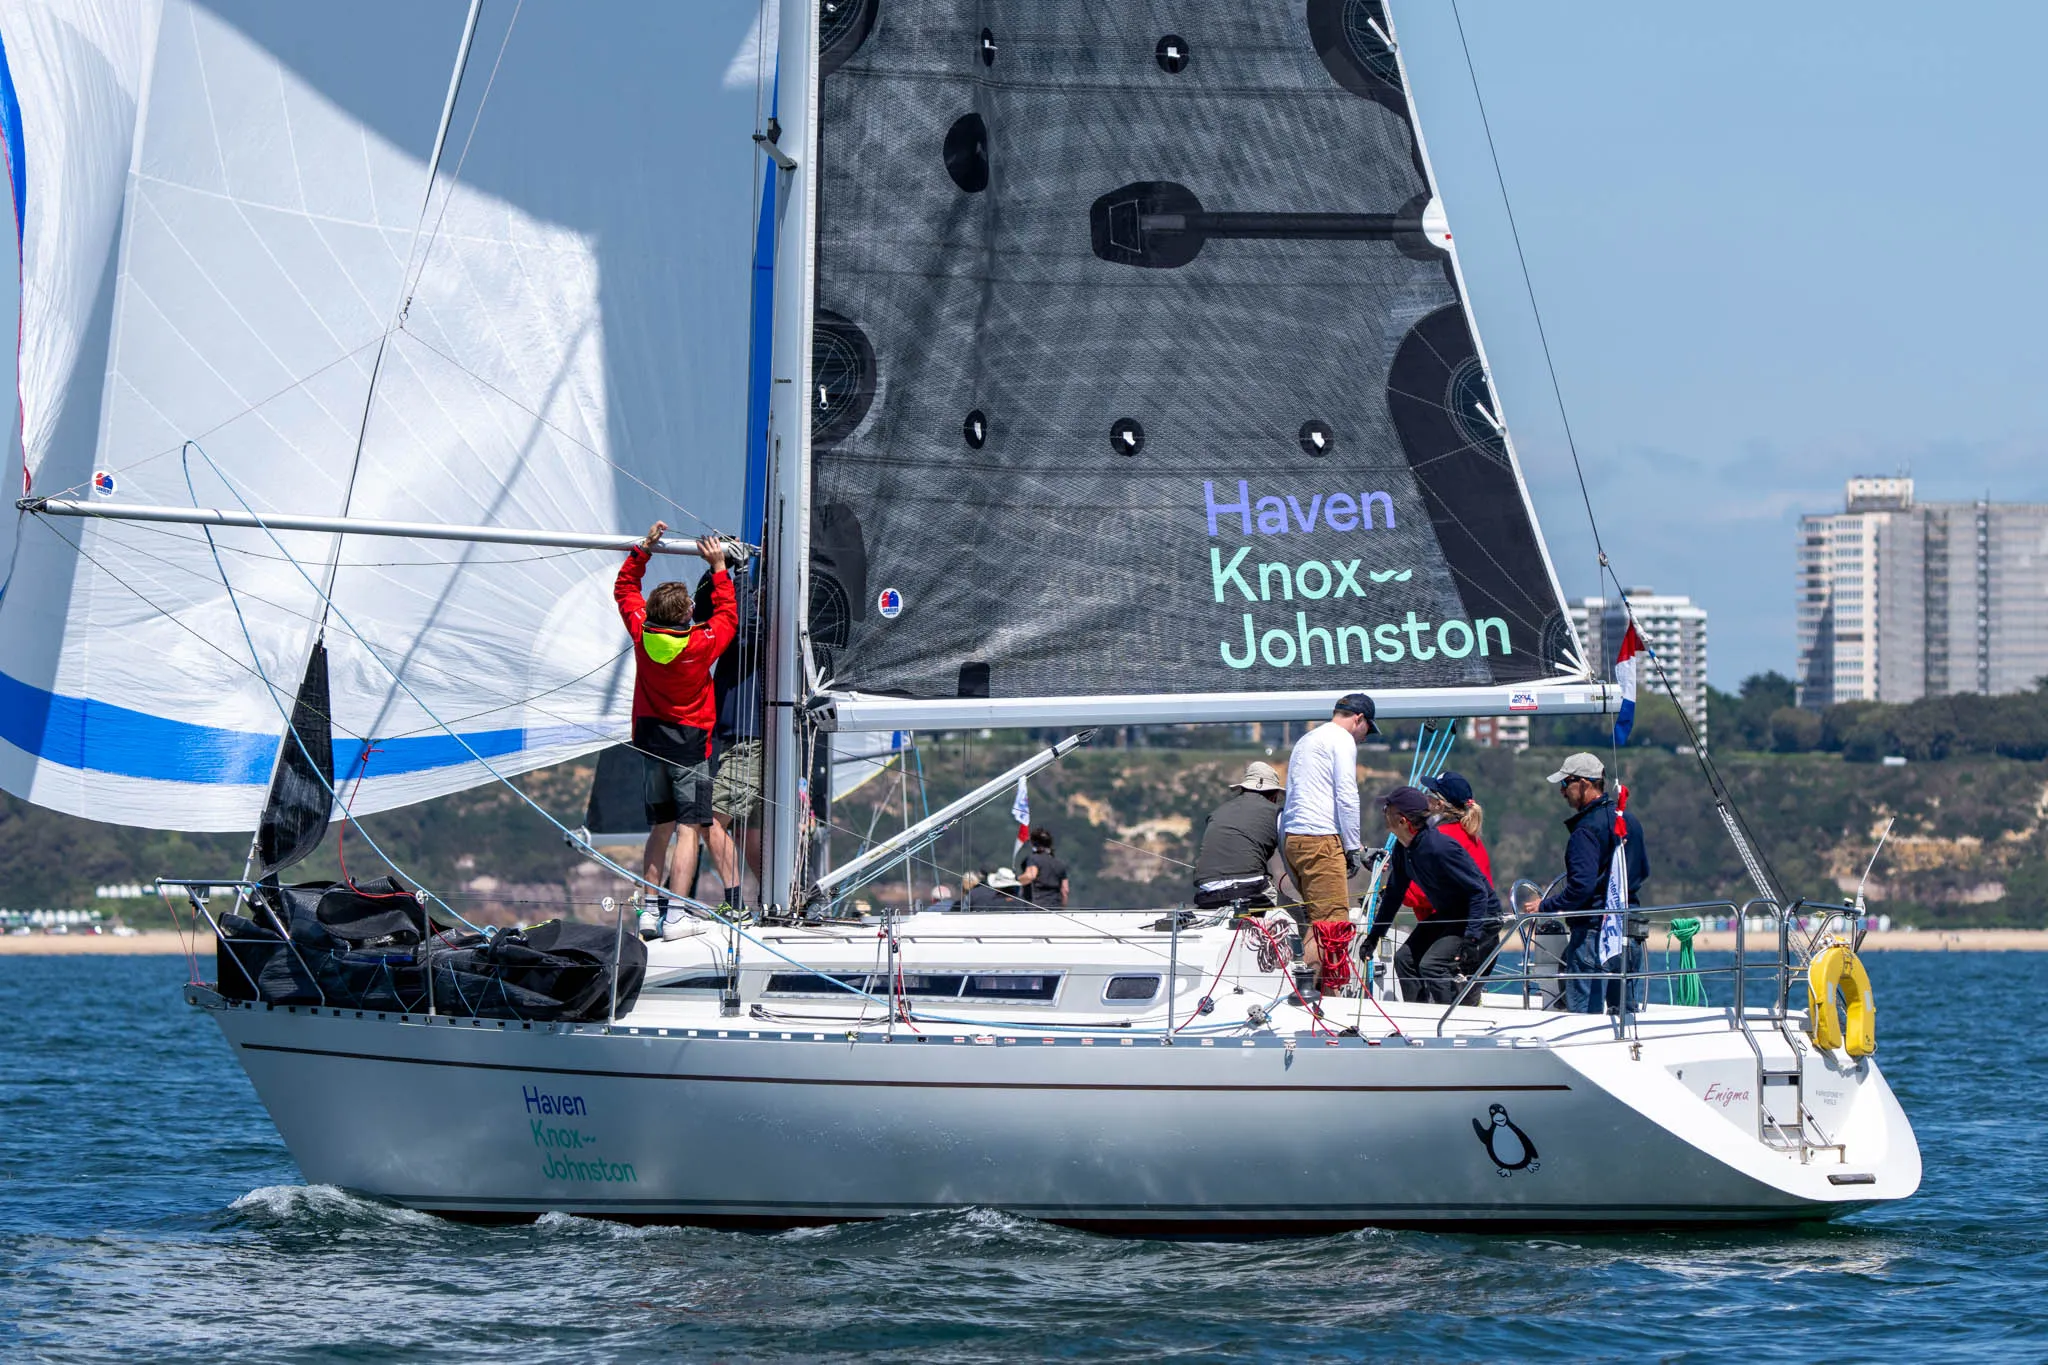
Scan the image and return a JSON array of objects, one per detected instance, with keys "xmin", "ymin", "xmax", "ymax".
[
  {"xmin": 1569, "ymin": 588, "xmax": 1711, "ymax": 743},
  {"xmin": 1795, "ymin": 477, "xmax": 2048, "ymax": 708}
]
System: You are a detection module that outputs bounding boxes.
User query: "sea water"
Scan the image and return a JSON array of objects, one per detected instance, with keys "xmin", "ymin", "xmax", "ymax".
[{"xmin": 1, "ymin": 952, "xmax": 2041, "ymax": 1362}]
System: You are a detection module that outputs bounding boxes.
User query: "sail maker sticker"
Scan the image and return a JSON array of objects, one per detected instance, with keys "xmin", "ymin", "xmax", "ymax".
[
  {"xmin": 1199, "ymin": 480, "xmax": 1514, "ymax": 671},
  {"xmin": 1509, "ymin": 691, "xmax": 1538, "ymax": 712},
  {"xmin": 877, "ymin": 588, "xmax": 903, "ymax": 619}
]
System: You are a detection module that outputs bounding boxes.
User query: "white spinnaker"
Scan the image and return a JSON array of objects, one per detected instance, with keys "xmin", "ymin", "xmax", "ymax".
[{"xmin": 0, "ymin": 0, "xmax": 760, "ymax": 829}]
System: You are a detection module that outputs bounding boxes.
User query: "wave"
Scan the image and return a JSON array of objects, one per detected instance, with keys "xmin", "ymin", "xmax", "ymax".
[{"xmin": 227, "ymin": 1184, "xmax": 446, "ymax": 1232}]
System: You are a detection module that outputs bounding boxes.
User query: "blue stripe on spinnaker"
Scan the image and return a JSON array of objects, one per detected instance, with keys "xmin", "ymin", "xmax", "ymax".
[
  {"xmin": 0, "ymin": 23, "xmax": 25, "ymax": 246},
  {"xmin": 0, "ymin": 668, "xmax": 537, "ymax": 785}
]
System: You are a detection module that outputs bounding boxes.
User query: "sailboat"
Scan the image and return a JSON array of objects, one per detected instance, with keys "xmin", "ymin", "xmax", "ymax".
[{"xmin": 0, "ymin": 0, "xmax": 1917, "ymax": 1230}]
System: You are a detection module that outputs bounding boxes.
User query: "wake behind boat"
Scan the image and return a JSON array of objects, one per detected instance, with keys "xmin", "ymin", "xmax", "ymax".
[{"xmin": 0, "ymin": 0, "xmax": 1917, "ymax": 1232}]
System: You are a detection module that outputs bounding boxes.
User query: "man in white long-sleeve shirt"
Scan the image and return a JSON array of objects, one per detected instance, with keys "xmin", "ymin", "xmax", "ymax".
[{"xmin": 1279, "ymin": 692, "xmax": 1378, "ymax": 933}]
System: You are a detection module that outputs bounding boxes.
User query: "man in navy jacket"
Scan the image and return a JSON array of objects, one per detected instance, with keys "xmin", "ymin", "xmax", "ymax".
[
  {"xmin": 1538, "ymin": 753, "xmax": 1650, "ymax": 1013},
  {"xmin": 1364, "ymin": 786, "xmax": 1501, "ymax": 1004}
]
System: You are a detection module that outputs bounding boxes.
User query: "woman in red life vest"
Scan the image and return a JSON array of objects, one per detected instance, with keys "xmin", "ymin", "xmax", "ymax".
[
  {"xmin": 1402, "ymin": 770, "xmax": 1494, "ymax": 921},
  {"xmin": 615, "ymin": 521, "xmax": 736, "ymax": 936}
]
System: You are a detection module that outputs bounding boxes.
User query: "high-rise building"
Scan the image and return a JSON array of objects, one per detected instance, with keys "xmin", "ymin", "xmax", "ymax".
[
  {"xmin": 1795, "ymin": 478, "xmax": 2048, "ymax": 708},
  {"xmin": 1569, "ymin": 588, "xmax": 1710, "ymax": 742}
]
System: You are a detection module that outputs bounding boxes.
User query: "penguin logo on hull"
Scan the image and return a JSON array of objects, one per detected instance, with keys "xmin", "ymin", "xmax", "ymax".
[{"xmin": 1473, "ymin": 1103, "xmax": 1539, "ymax": 1177}]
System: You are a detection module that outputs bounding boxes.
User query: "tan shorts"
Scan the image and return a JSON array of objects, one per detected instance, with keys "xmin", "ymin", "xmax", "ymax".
[
  {"xmin": 712, "ymin": 739, "xmax": 763, "ymax": 823},
  {"xmin": 1283, "ymin": 833, "xmax": 1352, "ymax": 923}
]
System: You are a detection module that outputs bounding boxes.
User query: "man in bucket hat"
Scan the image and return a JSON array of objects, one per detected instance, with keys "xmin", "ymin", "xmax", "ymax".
[{"xmin": 1192, "ymin": 761, "xmax": 1286, "ymax": 910}]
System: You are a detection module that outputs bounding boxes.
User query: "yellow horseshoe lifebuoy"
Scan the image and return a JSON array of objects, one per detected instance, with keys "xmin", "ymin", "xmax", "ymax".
[{"xmin": 1807, "ymin": 943, "xmax": 1876, "ymax": 1057}]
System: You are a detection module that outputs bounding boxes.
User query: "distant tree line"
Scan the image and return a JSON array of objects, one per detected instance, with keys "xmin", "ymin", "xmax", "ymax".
[
  {"xmin": 1708, "ymin": 673, "xmax": 2048, "ymax": 762},
  {"xmin": 1529, "ymin": 671, "xmax": 2048, "ymax": 762}
]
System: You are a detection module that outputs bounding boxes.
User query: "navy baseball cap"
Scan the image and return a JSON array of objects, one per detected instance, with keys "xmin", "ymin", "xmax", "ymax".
[
  {"xmin": 1378, "ymin": 785, "xmax": 1430, "ymax": 822},
  {"xmin": 1425, "ymin": 770, "xmax": 1474, "ymax": 808},
  {"xmin": 1333, "ymin": 692, "xmax": 1380, "ymax": 733}
]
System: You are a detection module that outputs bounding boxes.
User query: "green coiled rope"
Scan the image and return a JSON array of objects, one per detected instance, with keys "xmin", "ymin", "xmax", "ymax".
[{"xmin": 1665, "ymin": 917, "xmax": 1708, "ymax": 1007}]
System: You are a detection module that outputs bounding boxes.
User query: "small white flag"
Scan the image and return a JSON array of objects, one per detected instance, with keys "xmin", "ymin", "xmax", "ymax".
[{"xmin": 1011, "ymin": 776, "xmax": 1030, "ymax": 842}]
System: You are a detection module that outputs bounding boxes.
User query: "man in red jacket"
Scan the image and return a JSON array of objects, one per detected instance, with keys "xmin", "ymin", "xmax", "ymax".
[{"xmin": 616, "ymin": 520, "xmax": 736, "ymax": 935}]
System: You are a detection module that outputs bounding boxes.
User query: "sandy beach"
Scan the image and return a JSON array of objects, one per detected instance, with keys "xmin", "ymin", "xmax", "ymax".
[{"xmin": 0, "ymin": 931, "xmax": 211, "ymax": 956}]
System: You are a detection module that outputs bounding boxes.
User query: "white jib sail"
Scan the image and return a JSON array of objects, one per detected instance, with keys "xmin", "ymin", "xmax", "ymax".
[{"xmin": 0, "ymin": 0, "xmax": 764, "ymax": 829}]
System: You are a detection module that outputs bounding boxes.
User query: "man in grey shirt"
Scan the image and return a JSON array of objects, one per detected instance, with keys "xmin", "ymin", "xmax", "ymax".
[{"xmin": 1192, "ymin": 761, "xmax": 1285, "ymax": 909}]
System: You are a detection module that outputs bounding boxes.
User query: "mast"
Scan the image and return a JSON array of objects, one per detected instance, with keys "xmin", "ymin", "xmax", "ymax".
[{"xmin": 763, "ymin": 0, "xmax": 821, "ymax": 912}]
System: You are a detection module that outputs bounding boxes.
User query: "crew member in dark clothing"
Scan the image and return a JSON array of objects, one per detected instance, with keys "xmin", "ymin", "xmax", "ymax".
[
  {"xmin": 1016, "ymin": 827, "xmax": 1070, "ymax": 908},
  {"xmin": 1361, "ymin": 786, "xmax": 1502, "ymax": 1005},
  {"xmin": 1539, "ymin": 753, "xmax": 1650, "ymax": 1014},
  {"xmin": 1191, "ymin": 761, "xmax": 1284, "ymax": 909}
]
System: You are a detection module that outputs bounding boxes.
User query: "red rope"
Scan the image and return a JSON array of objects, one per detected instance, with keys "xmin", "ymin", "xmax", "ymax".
[
  {"xmin": 1172, "ymin": 923, "xmax": 1241, "ymax": 1035},
  {"xmin": 335, "ymin": 744, "xmax": 412, "ymax": 901}
]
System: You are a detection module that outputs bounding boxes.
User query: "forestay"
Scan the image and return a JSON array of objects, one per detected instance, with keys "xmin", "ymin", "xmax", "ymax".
[
  {"xmin": 805, "ymin": 1, "xmax": 1583, "ymax": 713},
  {"xmin": 0, "ymin": 0, "xmax": 763, "ymax": 828}
]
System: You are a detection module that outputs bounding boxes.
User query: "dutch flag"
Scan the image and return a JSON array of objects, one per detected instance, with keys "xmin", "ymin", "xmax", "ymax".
[
  {"xmin": 1612, "ymin": 622, "xmax": 1645, "ymax": 747},
  {"xmin": 1012, "ymin": 776, "xmax": 1031, "ymax": 847},
  {"xmin": 1600, "ymin": 784, "xmax": 1632, "ymax": 966}
]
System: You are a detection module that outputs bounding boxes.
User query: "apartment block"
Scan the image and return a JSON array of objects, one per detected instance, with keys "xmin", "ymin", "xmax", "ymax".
[
  {"xmin": 1570, "ymin": 588, "xmax": 1710, "ymax": 743},
  {"xmin": 1796, "ymin": 477, "xmax": 2048, "ymax": 707}
]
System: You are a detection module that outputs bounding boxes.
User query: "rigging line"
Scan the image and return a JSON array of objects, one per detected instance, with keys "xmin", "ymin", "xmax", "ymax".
[
  {"xmin": 57, "ymin": 508, "xmax": 630, "ymax": 734},
  {"xmin": 27, "ymin": 516, "xmax": 486, "ymax": 933},
  {"xmin": 1451, "ymin": 3, "xmax": 1784, "ymax": 895},
  {"xmin": 95, "ymin": 516, "xmax": 592, "ymax": 569},
  {"xmin": 173, "ymin": 444, "xmax": 916, "ymax": 1012},
  {"xmin": 38, "ymin": 336, "xmax": 390, "ymax": 500},
  {"xmin": 322, "ymin": 0, "xmax": 486, "ymax": 611},
  {"xmin": 1448, "ymin": 0, "xmax": 1604, "ymax": 568},
  {"xmin": 401, "ymin": 0, "xmax": 524, "ymax": 320},
  {"xmin": 395, "ymin": 325, "xmax": 723, "ymax": 533},
  {"xmin": 1610, "ymin": 584, "xmax": 1787, "ymax": 903}
]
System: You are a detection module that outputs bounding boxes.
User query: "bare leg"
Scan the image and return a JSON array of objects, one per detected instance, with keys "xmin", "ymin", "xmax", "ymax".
[
  {"xmin": 670, "ymin": 824, "xmax": 704, "ymax": 900},
  {"xmin": 641, "ymin": 822, "xmax": 676, "ymax": 892},
  {"xmin": 707, "ymin": 815, "xmax": 740, "ymax": 892}
]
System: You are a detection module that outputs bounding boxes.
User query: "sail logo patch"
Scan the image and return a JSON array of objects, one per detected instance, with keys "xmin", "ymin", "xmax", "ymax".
[
  {"xmin": 92, "ymin": 470, "xmax": 116, "ymax": 496},
  {"xmin": 876, "ymin": 588, "xmax": 903, "ymax": 619},
  {"xmin": 1509, "ymin": 691, "xmax": 1538, "ymax": 712}
]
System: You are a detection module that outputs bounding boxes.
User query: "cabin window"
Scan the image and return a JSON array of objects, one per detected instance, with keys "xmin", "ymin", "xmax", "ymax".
[
  {"xmin": 961, "ymin": 973, "xmax": 1061, "ymax": 1003},
  {"xmin": 654, "ymin": 974, "xmax": 728, "ymax": 991},
  {"xmin": 894, "ymin": 973, "xmax": 968, "ymax": 998},
  {"xmin": 1104, "ymin": 975, "xmax": 1161, "ymax": 1002},
  {"xmin": 764, "ymin": 972, "xmax": 873, "ymax": 997}
]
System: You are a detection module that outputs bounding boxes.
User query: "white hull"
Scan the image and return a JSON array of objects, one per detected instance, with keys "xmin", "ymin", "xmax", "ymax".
[{"xmin": 192, "ymin": 912, "xmax": 1920, "ymax": 1233}]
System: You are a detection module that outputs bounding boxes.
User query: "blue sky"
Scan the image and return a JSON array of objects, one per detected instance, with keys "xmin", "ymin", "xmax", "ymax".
[
  {"xmin": 1397, "ymin": 0, "xmax": 2048, "ymax": 685},
  {"xmin": 10, "ymin": 3, "xmax": 2043, "ymax": 688}
]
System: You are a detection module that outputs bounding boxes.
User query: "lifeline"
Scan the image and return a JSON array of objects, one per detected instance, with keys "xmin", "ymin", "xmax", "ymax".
[{"xmin": 1222, "ymin": 610, "xmax": 1509, "ymax": 670}]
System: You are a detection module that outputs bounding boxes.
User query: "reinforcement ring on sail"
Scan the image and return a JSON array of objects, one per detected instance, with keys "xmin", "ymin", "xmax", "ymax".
[
  {"xmin": 980, "ymin": 27, "xmax": 997, "ymax": 66},
  {"xmin": 962, "ymin": 409, "xmax": 988, "ymax": 449},
  {"xmin": 820, "ymin": 0, "xmax": 879, "ymax": 76},
  {"xmin": 1111, "ymin": 418, "xmax": 1145, "ymax": 456},
  {"xmin": 812, "ymin": 311, "xmax": 877, "ymax": 447},
  {"xmin": 1306, "ymin": 0, "xmax": 1405, "ymax": 110},
  {"xmin": 1299, "ymin": 420, "xmax": 1334, "ymax": 457},
  {"xmin": 1447, "ymin": 358, "xmax": 1509, "ymax": 466},
  {"xmin": 1156, "ymin": 35, "xmax": 1190, "ymax": 73}
]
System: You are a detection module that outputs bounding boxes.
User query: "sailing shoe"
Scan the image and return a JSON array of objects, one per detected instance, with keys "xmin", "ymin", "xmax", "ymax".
[
  {"xmin": 637, "ymin": 905, "xmax": 660, "ymax": 939},
  {"xmin": 660, "ymin": 911, "xmax": 707, "ymax": 942}
]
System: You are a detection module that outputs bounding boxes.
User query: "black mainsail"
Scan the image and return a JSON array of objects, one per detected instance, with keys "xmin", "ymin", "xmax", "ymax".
[{"xmin": 804, "ymin": 0, "xmax": 1581, "ymax": 710}]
